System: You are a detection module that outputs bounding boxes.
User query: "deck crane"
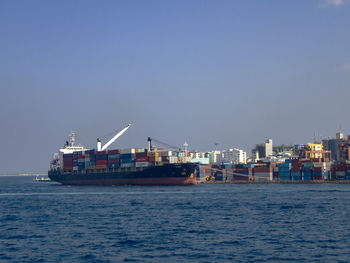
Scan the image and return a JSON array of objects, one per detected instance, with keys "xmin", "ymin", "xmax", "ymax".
[
  {"xmin": 147, "ymin": 137, "xmax": 182, "ymax": 152},
  {"xmin": 97, "ymin": 124, "xmax": 131, "ymax": 151}
]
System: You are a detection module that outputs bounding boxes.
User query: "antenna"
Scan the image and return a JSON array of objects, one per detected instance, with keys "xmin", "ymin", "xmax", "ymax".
[
  {"xmin": 313, "ymin": 132, "xmax": 316, "ymax": 143},
  {"xmin": 69, "ymin": 131, "xmax": 77, "ymax": 146},
  {"xmin": 183, "ymin": 141, "xmax": 188, "ymax": 152}
]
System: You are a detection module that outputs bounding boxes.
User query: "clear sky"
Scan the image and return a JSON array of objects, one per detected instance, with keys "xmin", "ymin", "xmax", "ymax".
[{"xmin": 1, "ymin": 0, "xmax": 350, "ymax": 173}]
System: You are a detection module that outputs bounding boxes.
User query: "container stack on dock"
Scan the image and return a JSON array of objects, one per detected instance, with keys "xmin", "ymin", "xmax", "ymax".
[
  {"xmin": 196, "ymin": 155, "xmax": 347, "ymax": 183},
  {"xmin": 290, "ymin": 159, "xmax": 303, "ymax": 181},
  {"xmin": 331, "ymin": 162, "xmax": 347, "ymax": 180},
  {"xmin": 233, "ymin": 166, "xmax": 252, "ymax": 181},
  {"xmin": 253, "ymin": 166, "xmax": 273, "ymax": 182},
  {"xmin": 312, "ymin": 162, "xmax": 329, "ymax": 180},
  {"xmin": 302, "ymin": 161, "xmax": 313, "ymax": 181},
  {"xmin": 278, "ymin": 161, "xmax": 291, "ymax": 181}
]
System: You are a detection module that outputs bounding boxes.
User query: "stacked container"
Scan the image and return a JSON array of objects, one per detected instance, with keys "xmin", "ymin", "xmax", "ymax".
[
  {"xmin": 302, "ymin": 161, "xmax": 313, "ymax": 181},
  {"xmin": 120, "ymin": 148, "xmax": 135, "ymax": 168},
  {"xmin": 278, "ymin": 162, "xmax": 291, "ymax": 181},
  {"xmin": 63, "ymin": 154, "xmax": 73, "ymax": 171},
  {"xmin": 85, "ymin": 149, "xmax": 96, "ymax": 170},
  {"xmin": 135, "ymin": 148, "xmax": 149, "ymax": 168},
  {"xmin": 291, "ymin": 159, "xmax": 303, "ymax": 180},
  {"xmin": 333, "ymin": 162, "xmax": 347, "ymax": 180},
  {"xmin": 233, "ymin": 167, "xmax": 252, "ymax": 181},
  {"xmin": 346, "ymin": 164, "xmax": 350, "ymax": 180},
  {"xmin": 312, "ymin": 162, "xmax": 328, "ymax": 180},
  {"xmin": 96, "ymin": 150, "xmax": 108, "ymax": 169},
  {"xmin": 253, "ymin": 166, "xmax": 273, "ymax": 182},
  {"xmin": 108, "ymin": 149, "xmax": 120, "ymax": 169}
]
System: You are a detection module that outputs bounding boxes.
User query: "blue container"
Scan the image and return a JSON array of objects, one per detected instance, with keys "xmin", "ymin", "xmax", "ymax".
[
  {"xmin": 108, "ymin": 163, "xmax": 120, "ymax": 169},
  {"xmin": 279, "ymin": 163, "xmax": 291, "ymax": 168},
  {"xmin": 346, "ymin": 172, "xmax": 350, "ymax": 180},
  {"xmin": 279, "ymin": 170, "xmax": 291, "ymax": 180},
  {"xmin": 108, "ymin": 154, "xmax": 120, "ymax": 159},
  {"xmin": 120, "ymin": 153, "xmax": 135, "ymax": 159},
  {"xmin": 215, "ymin": 175, "xmax": 223, "ymax": 181},
  {"xmin": 291, "ymin": 171, "xmax": 302, "ymax": 180},
  {"xmin": 121, "ymin": 159, "xmax": 135, "ymax": 164}
]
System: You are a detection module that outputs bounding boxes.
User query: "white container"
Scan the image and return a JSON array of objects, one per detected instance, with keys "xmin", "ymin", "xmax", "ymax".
[
  {"xmin": 335, "ymin": 171, "xmax": 346, "ymax": 177},
  {"xmin": 135, "ymin": 162, "xmax": 150, "ymax": 168},
  {"xmin": 121, "ymin": 163, "xmax": 134, "ymax": 168},
  {"xmin": 120, "ymin": 148, "xmax": 136, "ymax": 154},
  {"xmin": 169, "ymin": 156, "xmax": 179, "ymax": 164}
]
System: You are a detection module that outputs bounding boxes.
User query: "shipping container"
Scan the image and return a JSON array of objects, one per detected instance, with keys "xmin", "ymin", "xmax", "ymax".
[
  {"xmin": 135, "ymin": 162, "xmax": 150, "ymax": 168},
  {"xmin": 96, "ymin": 155, "xmax": 108, "ymax": 161},
  {"xmin": 108, "ymin": 149, "xmax": 120, "ymax": 154},
  {"xmin": 135, "ymin": 156, "xmax": 149, "ymax": 162},
  {"xmin": 96, "ymin": 160, "xmax": 108, "ymax": 165},
  {"xmin": 279, "ymin": 171, "xmax": 291, "ymax": 180},
  {"xmin": 95, "ymin": 165, "xmax": 108, "ymax": 170},
  {"xmin": 121, "ymin": 163, "xmax": 134, "ymax": 168},
  {"xmin": 120, "ymin": 148, "xmax": 135, "ymax": 154},
  {"xmin": 121, "ymin": 158, "xmax": 135, "ymax": 164},
  {"xmin": 108, "ymin": 154, "xmax": 120, "ymax": 159},
  {"xmin": 108, "ymin": 163, "xmax": 120, "ymax": 169},
  {"xmin": 108, "ymin": 159, "xmax": 120, "ymax": 165},
  {"xmin": 291, "ymin": 171, "xmax": 302, "ymax": 180},
  {"xmin": 120, "ymin": 153, "xmax": 135, "ymax": 160}
]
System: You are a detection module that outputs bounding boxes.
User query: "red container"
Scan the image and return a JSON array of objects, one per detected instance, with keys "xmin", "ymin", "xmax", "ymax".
[
  {"xmin": 136, "ymin": 157, "xmax": 149, "ymax": 162},
  {"xmin": 254, "ymin": 167, "xmax": 272, "ymax": 173},
  {"xmin": 63, "ymin": 165, "xmax": 73, "ymax": 171},
  {"xmin": 312, "ymin": 167, "xmax": 323, "ymax": 172},
  {"xmin": 108, "ymin": 149, "xmax": 120, "ymax": 154},
  {"xmin": 96, "ymin": 160, "xmax": 108, "ymax": 165},
  {"xmin": 97, "ymin": 150, "xmax": 108, "ymax": 155},
  {"xmin": 135, "ymin": 152, "xmax": 148, "ymax": 158}
]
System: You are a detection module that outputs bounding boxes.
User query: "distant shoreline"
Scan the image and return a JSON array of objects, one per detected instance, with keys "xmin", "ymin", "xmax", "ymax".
[{"xmin": 0, "ymin": 174, "xmax": 47, "ymax": 177}]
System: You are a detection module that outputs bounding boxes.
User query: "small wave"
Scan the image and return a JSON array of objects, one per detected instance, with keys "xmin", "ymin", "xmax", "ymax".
[{"xmin": 117, "ymin": 239, "xmax": 143, "ymax": 246}]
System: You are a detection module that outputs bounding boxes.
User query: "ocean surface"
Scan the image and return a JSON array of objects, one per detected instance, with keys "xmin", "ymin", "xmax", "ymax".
[{"xmin": 1, "ymin": 177, "xmax": 350, "ymax": 262}]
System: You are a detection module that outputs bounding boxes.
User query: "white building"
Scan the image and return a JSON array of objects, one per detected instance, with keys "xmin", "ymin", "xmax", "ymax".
[
  {"xmin": 209, "ymin": 150, "xmax": 222, "ymax": 164},
  {"xmin": 265, "ymin": 139, "xmax": 273, "ymax": 157},
  {"xmin": 222, "ymin": 148, "xmax": 247, "ymax": 164}
]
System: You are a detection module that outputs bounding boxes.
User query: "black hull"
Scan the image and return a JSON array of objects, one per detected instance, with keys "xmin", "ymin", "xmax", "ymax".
[{"xmin": 48, "ymin": 163, "xmax": 198, "ymax": 186}]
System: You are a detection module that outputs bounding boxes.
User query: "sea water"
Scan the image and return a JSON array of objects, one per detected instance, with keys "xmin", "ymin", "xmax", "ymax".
[{"xmin": 1, "ymin": 176, "xmax": 350, "ymax": 262}]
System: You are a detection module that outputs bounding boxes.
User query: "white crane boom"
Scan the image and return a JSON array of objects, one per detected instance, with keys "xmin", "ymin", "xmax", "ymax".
[{"xmin": 98, "ymin": 124, "xmax": 131, "ymax": 151}]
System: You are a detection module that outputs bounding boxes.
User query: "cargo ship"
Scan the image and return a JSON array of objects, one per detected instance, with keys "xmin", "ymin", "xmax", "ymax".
[{"xmin": 48, "ymin": 125, "xmax": 198, "ymax": 185}]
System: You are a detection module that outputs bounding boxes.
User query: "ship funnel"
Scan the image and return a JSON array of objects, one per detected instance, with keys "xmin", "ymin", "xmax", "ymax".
[{"xmin": 97, "ymin": 139, "xmax": 102, "ymax": 151}]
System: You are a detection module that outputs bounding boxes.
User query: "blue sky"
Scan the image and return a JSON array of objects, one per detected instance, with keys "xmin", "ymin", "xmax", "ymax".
[{"xmin": 0, "ymin": 0, "xmax": 350, "ymax": 173}]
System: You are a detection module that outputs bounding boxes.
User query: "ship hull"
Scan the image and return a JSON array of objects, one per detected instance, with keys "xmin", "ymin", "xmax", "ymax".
[{"xmin": 48, "ymin": 163, "xmax": 198, "ymax": 186}]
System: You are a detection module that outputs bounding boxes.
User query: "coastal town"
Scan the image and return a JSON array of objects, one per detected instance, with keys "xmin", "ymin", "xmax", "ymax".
[{"xmin": 189, "ymin": 131, "xmax": 350, "ymax": 182}]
